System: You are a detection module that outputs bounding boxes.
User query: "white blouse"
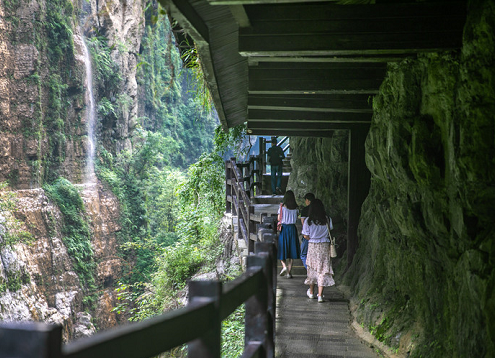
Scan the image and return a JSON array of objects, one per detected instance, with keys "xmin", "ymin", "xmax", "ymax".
[
  {"xmin": 301, "ymin": 217, "xmax": 333, "ymax": 243},
  {"xmin": 278, "ymin": 206, "xmax": 298, "ymax": 225}
]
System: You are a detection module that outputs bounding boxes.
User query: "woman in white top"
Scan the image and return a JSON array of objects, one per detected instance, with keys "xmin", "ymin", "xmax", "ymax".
[
  {"xmin": 301, "ymin": 198, "xmax": 335, "ymax": 302},
  {"xmin": 277, "ymin": 190, "xmax": 301, "ymax": 278}
]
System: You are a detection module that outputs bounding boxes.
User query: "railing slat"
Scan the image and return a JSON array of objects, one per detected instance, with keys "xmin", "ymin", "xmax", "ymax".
[
  {"xmin": 220, "ymin": 267, "xmax": 263, "ymax": 320},
  {"xmin": 0, "ymin": 322, "xmax": 62, "ymax": 358},
  {"xmin": 241, "ymin": 341, "xmax": 263, "ymax": 358},
  {"xmin": 188, "ymin": 281, "xmax": 222, "ymax": 358},
  {"xmin": 62, "ymin": 301, "xmax": 215, "ymax": 358}
]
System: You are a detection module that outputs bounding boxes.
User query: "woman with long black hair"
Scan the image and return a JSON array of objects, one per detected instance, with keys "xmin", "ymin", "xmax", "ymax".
[
  {"xmin": 301, "ymin": 198, "xmax": 335, "ymax": 302},
  {"xmin": 277, "ymin": 190, "xmax": 300, "ymax": 278}
]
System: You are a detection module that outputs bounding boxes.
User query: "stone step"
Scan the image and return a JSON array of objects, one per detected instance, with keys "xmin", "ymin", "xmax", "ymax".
[
  {"xmin": 252, "ymin": 195, "xmax": 283, "ymax": 205},
  {"xmin": 262, "ymin": 173, "xmax": 290, "ymax": 195}
]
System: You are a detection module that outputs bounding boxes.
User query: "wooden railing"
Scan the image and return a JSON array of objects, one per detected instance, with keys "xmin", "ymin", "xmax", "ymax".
[
  {"xmin": 0, "ymin": 238, "xmax": 278, "ymax": 358},
  {"xmin": 226, "ymin": 157, "xmax": 257, "ymax": 252},
  {"xmin": 226, "ymin": 155, "xmax": 282, "ymax": 253}
]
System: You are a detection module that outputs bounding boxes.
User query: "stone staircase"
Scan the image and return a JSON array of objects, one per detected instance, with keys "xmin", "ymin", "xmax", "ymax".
[{"xmin": 232, "ymin": 150, "xmax": 306, "ymax": 273}]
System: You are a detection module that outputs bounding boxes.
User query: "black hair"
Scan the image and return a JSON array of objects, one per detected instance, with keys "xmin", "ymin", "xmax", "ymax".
[
  {"xmin": 271, "ymin": 137, "xmax": 277, "ymax": 144},
  {"xmin": 304, "ymin": 193, "xmax": 315, "ymax": 202},
  {"xmin": 283, "ymin": 190, "xmax": 298, "ymax": 210},
  {"xmin": 307, "ymin": 199, "xmax": 327, "ymax": 225}
]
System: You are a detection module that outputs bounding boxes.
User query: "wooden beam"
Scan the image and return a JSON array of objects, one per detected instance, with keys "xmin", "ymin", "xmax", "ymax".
[
  {"xmin": 248, "ymin": 94, "xmax": 374, "ymax": 111},
  {"xmin": 249, "ymin": 63, "xmax": 387, "ymax": 81},
  {"xmin": 229, "ymin": 5, "xmax": 250, "ymax": 27},
  {"xmin": 247, "ymin": 126, "xmax": 368, "ymax": 138},
  {"xmin": 210, "ymin": 0, "xmax": 333, "ymax": 4},
  {"xmin": 247, "ymin": 120, "xmax": 370, "ymax": 131},
  {"xmin": 248, "ymin": 129, "xmax": 337, "ymax": 137},
  {"xmin": 249, "ymin": 78, "xmax": 383, "ymax": 94},
  {"xmin": 247, "ymin": 55, "xmax": 410, "ymax": 64},
  {"xmin": 239, "ymin": 2, "xmax": 466, "ymax": 56},
  {"xmin": 248, "ymin": 62, "xmax": 386, "ymax": 93},
  {"xmin": 248, "ymin": 109, "xmax": 372, "ymax": 122}
]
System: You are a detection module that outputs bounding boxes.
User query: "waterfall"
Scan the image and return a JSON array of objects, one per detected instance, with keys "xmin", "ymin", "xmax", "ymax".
[{"xmin": 81, "ymin": 36, "xmax": 96, "ymax": 183}]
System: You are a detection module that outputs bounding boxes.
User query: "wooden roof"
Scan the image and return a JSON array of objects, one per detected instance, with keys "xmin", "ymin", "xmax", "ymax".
[{"xmin": 159, "ymin": 0, "xmax": 466, "ymax": 137}]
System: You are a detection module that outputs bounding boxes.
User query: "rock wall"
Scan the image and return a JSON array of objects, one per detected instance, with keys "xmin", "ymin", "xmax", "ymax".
[
  {"xmin": 289, "ymin": 1, "xmax": 494, "ymax": 357},
  {"xmin": 82, "ymin": 0, "xmax": 145, "ymax": 154},
  {"xmin": 0, "ymin": 0, "xmax": 145, "ymax": 188},
  {"xmin": 0, "ymin": 183, "xmax": 124, "ymax": 340},
  {"xmin": 287, "ymin": 133, "xmax": 349, "ymax": 253},
  {"xmin": 0, "ymin": 0, "xmax": 145, "ymax": 340}
]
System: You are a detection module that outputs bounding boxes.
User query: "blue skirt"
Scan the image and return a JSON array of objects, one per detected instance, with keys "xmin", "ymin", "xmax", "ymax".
[{"xmin": 277, "ymin": 224, "xmax": 301, "ymax": 260}]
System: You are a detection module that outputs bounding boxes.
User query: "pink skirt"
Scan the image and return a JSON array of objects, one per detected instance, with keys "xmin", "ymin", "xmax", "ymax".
[{"xmin": 304, "ymin": 242, "xmax": 335, "ymax": 287}]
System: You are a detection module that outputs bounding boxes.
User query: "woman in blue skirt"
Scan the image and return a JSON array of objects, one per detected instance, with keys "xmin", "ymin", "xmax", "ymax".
[{"xmin": 277, "ymin": 190, "xmax": 300, "ymax": 278}]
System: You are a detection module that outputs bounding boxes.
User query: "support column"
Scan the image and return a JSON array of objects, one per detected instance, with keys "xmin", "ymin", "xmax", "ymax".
[{"xmin": 347, "ymin": 126, "xmax": 371, "ymax": 267}]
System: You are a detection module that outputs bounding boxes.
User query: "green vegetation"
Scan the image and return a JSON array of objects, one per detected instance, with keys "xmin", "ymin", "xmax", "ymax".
[
  {"xmin": 138, "ymin": 6, "xmax": 217, "ymax": 168},
  {"xmin": 39, "ymin": 0, "xmax": 78, "ymax": 182},
  {"xmin": 3, "ymin": 0, "xmax": 247, "ymax": 353},
  {"xmin": 44, "ymin": 178, "xmax": 97, "ymax": 306},
  {"xmin": 0, "ymin": 182, "xmax": 33, "ymax": 248},
  {"xmin": 0, "ymin": 182, "xmax": 34, "ymax": 293},
  {"xmin": 100, "ymin": 124, "xmax": 245, "ymax": 357}
]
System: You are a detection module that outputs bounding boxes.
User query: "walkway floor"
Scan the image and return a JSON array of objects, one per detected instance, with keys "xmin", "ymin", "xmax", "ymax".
[{"xmin": 275, "ymin": 274, "xmax": 380, "ymax": 358}]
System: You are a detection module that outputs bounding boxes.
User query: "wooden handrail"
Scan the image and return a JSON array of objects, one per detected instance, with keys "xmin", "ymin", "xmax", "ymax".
[{"xmin": 0, "ymin": 239, "xmax": 277, "ymax": 358}]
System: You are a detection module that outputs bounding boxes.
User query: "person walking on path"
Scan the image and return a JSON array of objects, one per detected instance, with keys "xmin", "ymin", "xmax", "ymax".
[
  {"xmin": 277, "ymin": 190, "xmax": 300, "ymax": 278},
  {"xmin": 267, "ymin": 137, "xmax": 285, "ymax": 195},
  {"xmin": 299, "ymin": 192, "xmax": 315, "ymax": 269},
  {"xmin": 302, "ymin": 199, "xmax": 335, "ymax": 302}
]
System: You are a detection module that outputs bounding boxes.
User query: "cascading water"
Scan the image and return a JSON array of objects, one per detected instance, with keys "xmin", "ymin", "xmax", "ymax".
[{"xmin": 81, "ymin": 36, "xmax": 96, "ymax": 183}]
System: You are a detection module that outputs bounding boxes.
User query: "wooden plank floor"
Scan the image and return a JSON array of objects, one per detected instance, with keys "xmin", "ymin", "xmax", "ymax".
[{"xmin": 275, "ymin": 274, "xmax": 381, "ymax": 358}]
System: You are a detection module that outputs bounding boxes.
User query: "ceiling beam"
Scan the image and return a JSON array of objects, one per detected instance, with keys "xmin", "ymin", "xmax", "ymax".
[
  {"xmin": 247, "ymin": 55, "xmax": 409, "ymax": 64},
  {"xmin": 239, "ymin": 2, "xmax": 466, "ymax": 56},
  {"xmin": 248, "ymin": 94, "xmax": 374, "ymax": 111},
  {"xmin": 247, "ymin": 124, "xmax": 371, "ymax": 138},
  {"xmin": 247, "ymin": 120, "xmax": 370, "ymax": 131},
  {"xmin": 248, "ymin": 109, "xmax": 372, "ymax": 122},
  {"xmin": 248, "ymin": 62, "xmax": 386, "ymax": 94},
  {"xmin": 210, "ymin": 0, "xmax": 334, "ymax": 4}
]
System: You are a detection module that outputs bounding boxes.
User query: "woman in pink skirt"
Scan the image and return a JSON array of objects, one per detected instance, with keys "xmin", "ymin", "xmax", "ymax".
[{"xmin": 301, "ymin": 199, "xmax": 335, "ymax": 302}]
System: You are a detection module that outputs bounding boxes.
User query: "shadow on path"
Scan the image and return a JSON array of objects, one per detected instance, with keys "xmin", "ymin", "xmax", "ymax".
[{"xmin": 275, "ymin": 274, "xmax": 381, "ymax": 358}]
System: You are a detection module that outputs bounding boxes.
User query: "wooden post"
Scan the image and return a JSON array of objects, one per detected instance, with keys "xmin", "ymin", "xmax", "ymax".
[
  {"xmin": 245, "ymin": 255, "xmax": 270, "ymax": 358},
  {"xmin": 188, "ymin": 281, "xmax": 222, "ymax": 358},
  {"xmin": 259, "ymin": 137, "xmax": 266, "ymax": 176},
  {"xmin": 249, "ymin": 155, "xmax": 255, "ymax": 198},
  {"xmin": 347, "ymin": 126, "xmax": 371, "ymax": 267},
  {"xmin": 226, "ymin": 160, "xmax": 232, "ymax": 214},
  {"xmin": 262, "ymin": 216, "xmax": 276, "ymax": 232},
  {"xmin": 0, "ymin": 322, "xmax": 62, "ymax": 358},
  {"xmin": 248, "ymin": 205, "xmax": 255, "ymax": 253},
  {"xmin": 255, "ymin": 241, "xmax": 276, "ymax": 357}
]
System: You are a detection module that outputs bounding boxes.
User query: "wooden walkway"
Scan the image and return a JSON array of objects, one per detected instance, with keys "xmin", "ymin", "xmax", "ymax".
[
  {"xmin": 275, "ymin": 274, "xmax": 380, "ymax": 358},
  {"xmin": 243, "ymin": 196, "xmax": 380, "ymax": 357}
]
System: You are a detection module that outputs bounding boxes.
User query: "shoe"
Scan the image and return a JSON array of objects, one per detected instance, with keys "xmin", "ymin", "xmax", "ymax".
[
  {"xmin": 276, "ymin": 187, "xmax": 282, "ymax": 195},
  {"xmin": 317, "ymin": 295, "xmax": 324, "ymax": 303},
  {"xmin": 286, "ymin": 272, "xmax": 293, "ymax": 279},
  {"xmin": 307, "ymin": 289, "xmax": 314, "ymax": 299},
  {"xmin": 279, "ymin": 267, "xmax": 287, "ymax": 276}
]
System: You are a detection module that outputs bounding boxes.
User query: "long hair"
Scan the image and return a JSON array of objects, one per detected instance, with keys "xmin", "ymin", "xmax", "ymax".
[
  {"xmin": 283, "ymin": 190, "xmax": 298, "ymax": 210},
  {"xmin": 307, "ymin": 199, "xmax": 327, "ymax": 225}
]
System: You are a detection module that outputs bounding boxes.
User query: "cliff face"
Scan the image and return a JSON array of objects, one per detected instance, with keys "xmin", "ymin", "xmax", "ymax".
[
  {"xmin": 290, "ymin": 1, "xmax": 494, "ymax": 357},
  {"xmin": 0, "ymin": 0, "xmax": 145, "ymax": 340},
  {"xmin": 1, "ymin": 183, "xmax": 122, "ymax": 340}
]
